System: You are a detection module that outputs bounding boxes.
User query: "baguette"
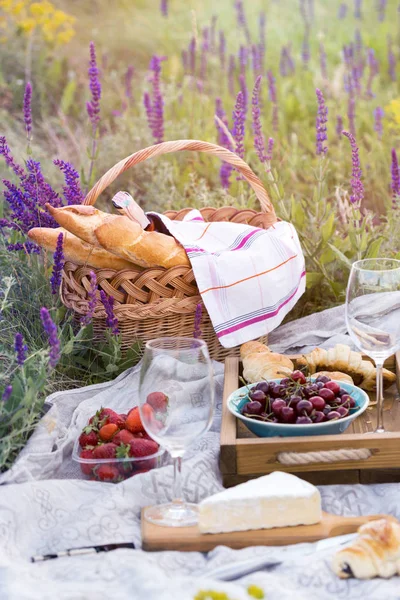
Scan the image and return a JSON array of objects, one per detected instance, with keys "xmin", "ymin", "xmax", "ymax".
[
  {"xmin": 94, "ymin": 215, "xmax": 190, "ymax": 269},
  {"xmin": 28, "ymin": 227, "xmax": 139, "ymax": 271},
  {"xmin": 45, "ymin": 204, "xmax": 112, "ymax": 246}
]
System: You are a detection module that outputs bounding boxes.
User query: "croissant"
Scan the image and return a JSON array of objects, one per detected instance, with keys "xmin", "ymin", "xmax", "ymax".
[
  {"xmin": 332, "ymin": 518, "xmax": 400, "ymax": 579},
  {"xmin": 296, "ymin": 344, "xmax": 396, "ymax": 391},
  {"xmin": 240, "ymin": 341, "xmax": 294, "ymax": 383},
  {"xmin": 313, "ymin": 371, "xmax": 354, "ymax": 384}
]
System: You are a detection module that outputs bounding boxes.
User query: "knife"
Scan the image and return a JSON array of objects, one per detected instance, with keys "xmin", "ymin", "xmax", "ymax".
[
  {"xmin": 30, "ymin": 542, "xmax": 136, "ymax": 563},
  {"xmin": 200, "ymin": 533, "xmax": 356, "ymax": 581}
]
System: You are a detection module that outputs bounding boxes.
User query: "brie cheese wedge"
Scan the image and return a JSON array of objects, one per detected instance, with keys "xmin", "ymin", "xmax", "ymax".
[{"xmin": 198, "ymin": 471, "xmax": 322, "ymax": 534}]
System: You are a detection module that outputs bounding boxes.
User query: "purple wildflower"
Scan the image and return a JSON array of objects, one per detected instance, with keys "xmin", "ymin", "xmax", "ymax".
[
  {"xmin": 193, "ymin": 303, "xmax": 203, "ymax": 339},
  {"xmin": 338, "ymin": 3, "xmax": 347, "ymax": 18},
  {"xmin": 40, "ymin": 307, "xmax": 61, "ymax": 369},
  {"xmin": 354, "ymin": 0, "xmax": 362, "ymax": 19},
  {"xmin": 238, "ymin": 46, "xmax": 247, "ymax": 76},
  {"xmin": 355, "ymin": 29, "xmax": 362, "ymax": 59},
  {"xmin": 210, "ymin": 16, "xmax": 217, "ymax": 52},
  {"xmin": 86, "ymin": 41, "xmax": 101, "ymax": 128},
  {"xmin": 232, "ymin": 91, "xmax": 245, "ymax": 162},
  {"xmin": 228, "ymin": 55, "xmax": 236, "ymax": 96},
  {"xmin": 144, "ymin": 56, "xmax": 165, "ymax": 144},
  {"xmin": 14, "ymin": 333, "xmax": 27, "ymax": 366},
  {"xmin": 366, "ymin": 48, "xmax": 379, "ymax": 98},
  {"xmin": 342, "ymin": 130, "xmax": 364, "ymax": 204},
  {"xmin": 23, "ymin": 81, "xmax": 32, "ymax": 141},
  {"xmin": 374, "ymin": 107, "xmax": 384, "ymax": 139},
  {"xmin": 252, "ymin": 76, "xmax": 267, "ymax": 164},
  {"xmin": 100, "ymin": 290, "xmax": 119, "ymax": 335},
  {"xmin": 235, "ymin": 0, "xmax": 251, "ymax": 44},
  {"xmin": 125, "ymin": 65, "xmax": 134, "ymax": 100},
  {"xmin": 239, "ymin": 73, "xmax": 248, "ymax": 115},
  {"xmin": 301, "ymin": 31, "xmax": 310, "ymax": 68},
  {"xmin": 215, "ymin": 98, "xmax": 233, "ymax": 188},
  {"xmin": 50, "ymin": 232, "xmax": 64, "ymax": 295},
  {"xmin": 267, "ymin": 70, "xmax": 278, "ymax": 132},
  {"xmin": 81, "ymin": 271, "xmax": 98, "ymax": 326},
  {"xmin": 388, "ymin": 37, "xmax": 396, "ymax": 82},
  {"xmin": 258, "ymin": 12, "xmax": 266, "ymax": 69},
  {"xmin": 378, "ymin": 0, "xmax": 387, "ymax": 22},
  {"xmin": 319, "ymin": 43, "xmax": 327, "ymax": 79},
  {"xmin": 266, "ymin": 137, "xmax": 274, "ymax": 161},
  {"xmin": 0, "ymin": 136, "xmax": 25, "ymax": 177},
  {"xmin": 7, "ymin": 242, "xmax": 40, "ymax": 253},
  {"xmin": 219, "ymin": 31, "xmax": 226, "ymax": 70},
  {"xmin": 189, "ymin": 37, "xmax": 196, "ymax": 75},
  {"xmin": 251, "ymin": 45, "xmax": 261, "ymax": 77},
  {"xmin": 160, "ymin": 0, "xmax": 168, "ymax": 17},
  {"xmin": 391, "ymin": 149, "xmax": 400, "ymax": 203},
  {"xmin": 316, "ymin": 88, "xmax": 328, "ymax": 156},
  {"xmin": 336, "ymin": 115, "xmax": 344, "ymax": 137},
  {"xmin": 53, "ymin": 160, "xmax": 84, "ymax": 205},
  {"xmin": 2, "ymin": 386, "xmax": 12, "ymax": 402}
]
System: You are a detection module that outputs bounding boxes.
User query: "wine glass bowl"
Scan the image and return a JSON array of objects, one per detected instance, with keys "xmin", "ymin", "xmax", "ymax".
[
  {"xmin": 345, "ymin": 259, "xmax": 400, "ymax": 433},
  {"xmin": 139, "ymin": 337, "xmax": 214, "ymax": 527}
]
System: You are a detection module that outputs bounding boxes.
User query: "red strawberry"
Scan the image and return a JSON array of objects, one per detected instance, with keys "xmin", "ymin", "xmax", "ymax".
[
  {"xmin": 99, "ymin": 408, "xmax": 126, "ymax": 428},
  {"xmin": 128, "ymin": 438, "xmax": 159, "ymax": 458},
  {"xmin": 92, "ymin": 443, "xmax": 117, "ymax": 459},
  {"xmin": 79, "ymin": 430, "xmax": 99, "ymax": 448},
  {"xmin": 112, "ymin": 429, "xmax": 135, "ymax": 446},
  {"xmin": 134, "ymin": 458, "xmax": 157, "ymax": 472},
  {"xmin": 146, "ymin": 392, "xmax": 168, "ymax": 413},
  {"xmin": 99, "ymin": 423, "xmax": 118, "ymax": 441},
  {"xmin": 79, "ymin": 449, "xmax": 95, "ymax": 476},
  {"xmin": 95, "ymin": 464, "xmax": 120, "ymax": 482},
  {"xmin": 125, "ymin": 407, "xmax": 145, "ymax": 434}
]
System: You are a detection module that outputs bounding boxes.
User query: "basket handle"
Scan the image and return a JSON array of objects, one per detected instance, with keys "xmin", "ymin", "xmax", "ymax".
[{"xmin": 84, "ymin": 139, "xmax": 276, "ymax": 218}]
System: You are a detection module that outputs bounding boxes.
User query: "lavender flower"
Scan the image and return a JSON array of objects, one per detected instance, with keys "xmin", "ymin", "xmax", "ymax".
[
  {"xmin": 267, "ymin": 70, "xmax": 278, "ymax": 132},
  {"xmin": 374, "ymin": 107, "xmax": 384, "ymax": 139},
  {"xmin": 235, "ymin": 0, "xmax": 251, "ymax": 44},
  {"xmin": 258, "ymin": 12, "xmax": 266, "ymax": 69},
  {"xmin": 215, "ymin": 98, "xmax": 233, "ymax": 188},
  {"xmin": 342, "ymin": 130, "xmax": 364, "ymax": 204},
  {"xmin": 81, "ymin": 271, "xmax": 98, "ymax": 326},
  {"xmin": 0, "ymin": 136, "xmax": 25, "ymax": 177},
  {"xmin": 189, "ymin": 37, "xmax": 196, "ymax": 75},
  {"xmin": 238, "ymin": 46, "xmax": 247, "ymax": 76},
  {"xmin": 391, "ymin": 149, "xmax": 400, "ymax": 202},
  {"xmin": 125, "ymin": 65, "xmax": 134, "ymax": 100},
  {"xmin": 319, "ymin": 43, "xmax": 327, "ymax": 79},
  {"xmin": 388, "ymin": 37, "xmax": 396, "ymax": 82},
  {"xmin": 232, "ymin": 91, "xmax": 245, "ymax": 163},
  {"xmin": 378, "ymin": 0, "xmax": 387, "ymax": 22},
  {"xmin": 366, "ymin": 48, "xmax": 379, "ymax": 98},
  {"xmin": 40, "ymin": 307, "xmax": 61, "ymax": 369},
  {"xmin": 193, "ymin": 303, "xmax": 203, "ymax": 339},
  {"xmin": 338, "ymin": 3, "xmax": 347, "ymax": 18},
  {"xmin": 228, "ymin": 55, "xmax": 236, "ymax": 96},
  {"xmin": 86, "ymin": 41, "xmax": 101, "ymax": 128},
  {"xmin": 50, "ymin": 232, "xmax": 64, "ymax": 295},
  {"xmin": 100, "ymin": 290, "xmax": 119, "ymax": 335},
  {"xmin": 2, "ymin": 386, "xmax": 12, "ymax": 402},
  {"xmin": 354, "ymin": 0, "xmax": 362, "ymax": 19},
  {"xmin": 219, "ymin": 31, "xmax": 226, "ymax": 70},
  {"xmin": 266, "ymin": 137, "xmax": 274, "ymax": 161},
  {"xmin": 301, "ymin": 31, "xmax": 310, "ymax": 68},
  {"xmin": 355, "ymin": 29, "xmax": 362, "ymax": 58},
  {"xmin": 14, "ymin": 333, "xmax": 27, "ymax": 366},
  {"xmin": 239, "ymin": 73, "xmax": 248, "ymax": 115},
  {"xmin": 144, "ymin": 56, "xmax": 165, "ymax": 144},
  {"xmin": 336, "ymin": 115, "xmax": 344, "ymax": 137},
  {"xmin": 23, "ymin": 81, "xmax": 32, "ymax": 142},
  {"xmin": 54, "ymin": 160, "xmax": 84, "ymax": 205},
  {"xmin": 251, "ymin": 45, "xmax": 261, "ymax": 77},
  {"xmin": 252, "ymin": 76, "xmax": 267, "ymax": 164},
  {"xmin": 210, "ymin": 16, "xmax": 217, "ymax": 52},
  {"xmin": 160, "ymin": 0, "xmax": 168, "ymax": 17},
  {"xmin": 316, "ymin": 88, "xmax": 328, "ymax": 156}
]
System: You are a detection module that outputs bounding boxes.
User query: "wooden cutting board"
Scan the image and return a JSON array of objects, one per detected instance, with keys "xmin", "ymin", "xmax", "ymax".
[{"xmin": 141, "ymin": 510, "xmax": 388, "ymax": 552}]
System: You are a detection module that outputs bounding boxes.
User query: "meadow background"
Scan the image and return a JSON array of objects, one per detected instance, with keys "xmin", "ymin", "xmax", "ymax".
[{"xmin": 1, "ymin": 0, "xmax": 400, "ymax": 469}]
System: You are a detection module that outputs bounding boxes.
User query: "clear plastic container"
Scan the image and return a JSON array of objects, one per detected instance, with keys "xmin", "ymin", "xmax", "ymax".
[{"xmin": 72, "ymin": 438, "xmax": 166, "ymax": 483}]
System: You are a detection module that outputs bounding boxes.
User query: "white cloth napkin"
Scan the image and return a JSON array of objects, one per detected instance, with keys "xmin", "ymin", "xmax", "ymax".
[{"xmin": 154, "ymin": 210, "xmax": 306, "ymax": 348}]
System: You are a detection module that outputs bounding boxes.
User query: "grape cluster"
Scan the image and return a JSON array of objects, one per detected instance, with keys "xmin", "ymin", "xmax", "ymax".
[{"xmin": 240, "ymin": 371, "xmax": 358, "ymax": 425}]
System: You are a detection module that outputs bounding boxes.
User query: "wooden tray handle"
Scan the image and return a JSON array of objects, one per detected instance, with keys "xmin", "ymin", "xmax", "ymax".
[
  {"xmin": 84, "ymin": 139, "xmax": 276, "ymax": 222},
  {"xmin": 277, "ymin": 447, "xmax": 372, "ymax": 465}
]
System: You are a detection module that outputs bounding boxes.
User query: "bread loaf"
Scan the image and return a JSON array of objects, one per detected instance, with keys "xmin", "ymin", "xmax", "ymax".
[
  {"xmin": 46, "ymin": 203, "xmax": 190, "ymax": 269},
  {"xmin": 94, "ymin": 215, "xmax": 190, "ymax": 269},
  {"xmin": 240, "ymin": 341, "xmax": 294, "ymax": 383},
  {"xmin": 28, "ymin": 227, "xmax": 139, "ymax": 271}
]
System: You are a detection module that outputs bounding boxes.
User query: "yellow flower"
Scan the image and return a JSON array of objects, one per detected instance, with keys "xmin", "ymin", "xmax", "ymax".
[
  {"xmin": 247, "ymin": 585, "xmax": 265, "ymax": 599},
  {"xmin": 56, "ymin": 28, "xmax": 74, "ymax": 44},
  {"xmin": 18, "ymin": 16, "xmax": 36, "ymax": 32},
  {"xmin": 11, "ymin": 0, "xmax": 25, "ymax": 15}
]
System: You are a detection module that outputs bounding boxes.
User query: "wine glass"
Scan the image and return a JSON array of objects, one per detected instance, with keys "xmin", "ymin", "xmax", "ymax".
[
  {"xmin": 345, "ymin": 258, "xmax": 400, "ymax": 433},
  {"xmin": 138, "ymin": 337, "xmax": 214, "ymax": 527}
]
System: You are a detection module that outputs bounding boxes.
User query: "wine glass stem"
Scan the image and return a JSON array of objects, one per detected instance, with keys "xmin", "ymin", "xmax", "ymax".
[
  {"xmin": 172, "ymin": 455, "xmax": 184, "ymax": 506},
  {"xmin": 375, "ymin": 362, "xmax": 385, "ymax": 433}
]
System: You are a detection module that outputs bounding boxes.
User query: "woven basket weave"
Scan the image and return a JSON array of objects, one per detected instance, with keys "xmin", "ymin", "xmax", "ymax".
[{"xmin": 60, "ymin": 140, "xmax": 278, "ymax": 361}]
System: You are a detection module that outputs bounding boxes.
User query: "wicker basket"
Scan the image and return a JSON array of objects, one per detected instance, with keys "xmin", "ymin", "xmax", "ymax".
[{"xmin": 60, "ymin": 139, "xmax": 278, "ymax": 361}]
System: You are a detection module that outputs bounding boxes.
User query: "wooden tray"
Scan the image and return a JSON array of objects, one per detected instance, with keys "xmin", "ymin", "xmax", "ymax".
[
  {"xmin": 141, "ymin": 511, "xmax": 387, "ymax": 552},
  {"xmin": 220, "ymin": 353, "xmax": 400, "ymax": 487}
]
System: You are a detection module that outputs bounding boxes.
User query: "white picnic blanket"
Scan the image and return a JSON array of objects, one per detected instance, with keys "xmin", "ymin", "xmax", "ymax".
[
  {"xmin": 1, "ymin": 303, "xmax": 400, "ymax": 599},
  {"xmin": 155, "ymin": 210, "xmax": 306, "ymax": 348}
]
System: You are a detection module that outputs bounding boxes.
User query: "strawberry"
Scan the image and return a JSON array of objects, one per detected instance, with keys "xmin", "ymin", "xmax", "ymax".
[
  {"xmin": 92, "ymin": 443, "xmax": 117, "ymax": 459},
  {"xmin": 142, "ymin": 403, "xmax": 155, "ymax": 421},
  {"xmin": 128, "ymin": 438, "xmax": 159, "ymax": 458},
  {"xmin": 99, "ymin": 408, "xmax": 126, "ymax": 428},
  {"xmin": 146, "ymin": 392, "xmax": 168, "ymax": 413},
  {"xmin": 119, "ymin": 413, "xmax": 128, "ymax": 420},
  {"xmin": 79, "ymin": 449, "xmax": 95, "ymax": 476},
  {"xmin": 99, "ymin": 423, "xmax": 119, "ymax": 442},
  {"xmin": 95, "ymin": 464, "xmax": 120, "ymax": 482},
  {"xmin": 79, "ymin": 430, "xmax": 99, "ymax": 448},
  {"xmin": 125, "ymin": 407, "xmax": 145, "ymax": 434},
  {"xmin": 112, "ymin": 429, "xmax": 135, "ymax": 446},
  {"xmin": 134, "ymin": 458, "xmax": 157, "ymax": 472}
]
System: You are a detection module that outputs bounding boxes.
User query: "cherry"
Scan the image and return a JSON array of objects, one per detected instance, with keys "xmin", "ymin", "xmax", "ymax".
[
  {"xmin": 271, "ymin": 399, "xmax": 286, "ymax": 416},
  {"xmin": 288, "ymin": 395, "xmax": 302, "ymax": 408},
  {"xmin": 296, "ymin": 415, "xmax": 313, "ymax": 424},
  {"xmin": 311, "ymin": 396, "xmax": 326, "ymax": 411},
  {"xmin": 270, "ymin": 384, "xmax": 285, "ymax": 398},
  {"xmin": 324, "ymin": 381, "xmax": 341, "ymax": 395},
  {"xmin": 337, "ymin": 406, "xmax": 349, "ymax": 418},
  {"xmin": 319, "ymin": 388, "xmax": 336, "ymax": 402},
  {"xmin": 313, "ymin": 411, "xmax": 326, "ymax": 423},
  {"xmin": 249, "ymin": 389, "xmax": 266, "ymax": 404},
  {"xmin": 281, "ymin": 406, "xmax": 296, "ymax": 423},
  {"xmin": 316, "ymin": 375, "xmax": 330, "ymax": 384},
  {"xmin": 296, "ymin": 399, "xmax": 313, "ymax": 415},
  {"xmin": 326, "ymin": 411, "xmax": 341, "ymax": 421},
  {"xmin": 242, "ymin": 401, "xmax": 263, "ymax": 415},
  {"xmin": 255, "ymin": 381, "xmax": 270, "ymax": 395},
  {"xmin": 291, "ymin": 370, "xmax": 307, "ymax": 385}
]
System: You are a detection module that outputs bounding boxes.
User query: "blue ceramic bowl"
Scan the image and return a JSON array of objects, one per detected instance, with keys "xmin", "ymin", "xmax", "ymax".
[{"xmin": 227, "ymin": 379, "xmax": 370, "ymax": 437}]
